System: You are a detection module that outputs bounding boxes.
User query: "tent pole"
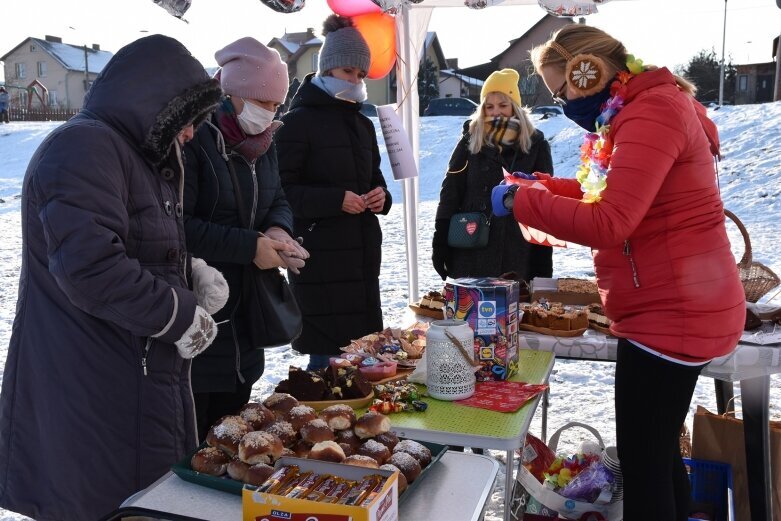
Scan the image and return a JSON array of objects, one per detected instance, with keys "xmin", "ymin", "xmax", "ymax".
[{"xmin": 397, "ymin": 5, "xmax": 422, "ymax": 304}]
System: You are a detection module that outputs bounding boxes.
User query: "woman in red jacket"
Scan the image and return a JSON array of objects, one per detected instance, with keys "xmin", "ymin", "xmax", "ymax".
[{"xmin": 493, "ymin": 25, "xmax": 745, "ymax": 520}]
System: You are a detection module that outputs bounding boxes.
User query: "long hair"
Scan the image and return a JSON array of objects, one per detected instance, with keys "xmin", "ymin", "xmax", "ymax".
[
  {"xmin": 466, "ymin": 92, "xmax": 535, "ymax": 155},
  {"xmin": 530, "ymin": 24, "xmax": 697, "ymax": 96}
]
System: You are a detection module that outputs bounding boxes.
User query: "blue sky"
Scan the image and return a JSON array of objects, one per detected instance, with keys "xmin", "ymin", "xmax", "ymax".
[{"xmin": 1, "ymin": 0, "xmax": 779, "ymax": 73}]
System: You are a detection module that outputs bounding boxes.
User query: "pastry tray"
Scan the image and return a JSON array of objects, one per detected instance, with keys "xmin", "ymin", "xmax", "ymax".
[
  {"xmin": 519, "ymin": 323, "xmax": 587, "ymax": 337},
  {"xmin": 300, "ymin": 390, "xmax": 374, "ymax": 412},
  {"xmin": 408, "ymin": 303, "xmax": 445, "ymax": 320},
  {"xmin": 171, "ymin": 439, "xmax": 448, "ymax": 504}
]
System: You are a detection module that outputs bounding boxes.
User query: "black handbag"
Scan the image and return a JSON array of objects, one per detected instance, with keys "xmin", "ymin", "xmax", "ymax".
[
  {"xmin": 447, "ymin": 212, "xmax": 491, "ymax": 249},
  {"xmin": 226, "ymin": 158, "xmax": 302, "ymax": 348}
]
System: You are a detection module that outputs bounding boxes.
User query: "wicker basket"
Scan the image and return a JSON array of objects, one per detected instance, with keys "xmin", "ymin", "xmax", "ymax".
[{"xmin": 725, "ymin": 209, "xmax": 780, "ymax": 303}]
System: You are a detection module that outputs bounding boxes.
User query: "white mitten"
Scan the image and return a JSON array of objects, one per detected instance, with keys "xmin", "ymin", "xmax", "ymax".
[
  {"xmin": 175, "ymin": 305, "xmax": 218, "ymax": 359},
  {"xmin": 191, "ymin": 257, "xmax": 229, "ymax": 314}
]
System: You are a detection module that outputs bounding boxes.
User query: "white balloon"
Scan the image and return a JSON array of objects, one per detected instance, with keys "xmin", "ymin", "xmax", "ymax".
[{"xmin": 152, "ymin": 0, "xmax": 191, "ymax": 18}]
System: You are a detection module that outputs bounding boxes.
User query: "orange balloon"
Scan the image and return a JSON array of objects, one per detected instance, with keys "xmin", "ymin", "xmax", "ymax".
[{"xmin": 353, "ymin": 12, "xmax": 396, "ymax": 79}]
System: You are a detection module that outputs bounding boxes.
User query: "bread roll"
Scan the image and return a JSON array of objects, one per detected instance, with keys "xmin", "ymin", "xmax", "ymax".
[
  {"xmin": 309, "ymin": 440, "xmax": 345, "ymax": 463},
  {"xmin": 238, "ymin": 431, "xmax": 284, "ymax": 465},
  {"xmin": 263, "ymin": 421, "xmax": 298, "ymax": 447},
  {"xmin": 357, "ymin": 439, "xmax": 390, "ymax": 465},
  {"xmin": 285, "ymin": 404, "xmax": 318, "ymax": 431},
  {"xmin": 393, "ymin": 439, "xmax": 432, "ymax": 467},
  {"xmin": 205, "ymin": 415, "xmax": 250, "ymax": 457},
  {"xmin": 343, "ymin": 455, "xmax": 379, "ymax": 468},
  {"xmin": 374, "ymin": 431, "xmax": 400, "ymax": 451},
  {"xmin": 380, "ymin": 463, "xmax": 408, "ymax": 493},
  {"xmin": 263, "ymin": 392, "xmax": 299, "ymax": 419},
  {"xmin": 354, "ymin": 411, "xmax": 391, "ymax": 439},
  {"xmin": 319, "ymin": 404, "xmax": 356, "ymax": 431},
  {"xmin": 240, "ymin": 402, "xmax": 275, "ymax": 431},
  {"xmin": 244, "ymin": 463, "xmax": 276, "ymax": 486},
  {"xmin": 227, "ymin": 457, "xmax": 250, "ymax": 481},
  {"xmin": 300, "ymin": 418, "xmax": 335, "ymax": 444},
  {"xmin": 388, "ymin": 451, "xmax": 421, "ymax": 483},
  {"xmin": 191, "ymin": 446, "xmax": 230, "ymax": 476}
]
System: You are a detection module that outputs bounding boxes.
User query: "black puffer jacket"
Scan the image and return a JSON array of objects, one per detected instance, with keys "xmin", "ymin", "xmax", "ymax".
[
  {"xmin": 433, "ymin": 121, "xmax": 554, "ymax": 282},
  {"xmin": 276, "ymin": 74, "xmax": 392, "ymax": 356},
  {"xmin": 0, "ymin": 35, "xmax": 220, "ymax": 521},
  {"xmin": 183, "ymin": 117, "xmax": 294, "ymax": 392}
]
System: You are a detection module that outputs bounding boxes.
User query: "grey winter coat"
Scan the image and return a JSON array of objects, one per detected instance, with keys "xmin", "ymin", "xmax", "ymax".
[
  {"xmin": 276, "ymin": 75, "xmax": 392, "ymax": 356},
  {"xmin": 0, "ymin": 35, "xmax": 221, "ymax": 521}
]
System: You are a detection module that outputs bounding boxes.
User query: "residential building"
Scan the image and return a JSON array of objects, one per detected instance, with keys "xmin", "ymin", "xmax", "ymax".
[
  {"xmin": 734, "ymin": 36, "xmax": 779, "ymax": 104},
  {"xmin": 0, "ymin": 35, "xmax": 112, "ymax": 110},
  {"xmin": 457, "ymin": 15, "xmax": 574, "ymax": 107}
]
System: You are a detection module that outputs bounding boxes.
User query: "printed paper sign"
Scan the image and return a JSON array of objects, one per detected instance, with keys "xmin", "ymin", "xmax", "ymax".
[{"xmin": 377, "ymin": 104, "xmax": 418, "ymax": 180}]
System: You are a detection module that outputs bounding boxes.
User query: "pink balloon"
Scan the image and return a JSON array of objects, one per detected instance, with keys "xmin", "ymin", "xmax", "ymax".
[{"xmin": 326, "ymin": 0, "xmax": 381, "ymax": 17}]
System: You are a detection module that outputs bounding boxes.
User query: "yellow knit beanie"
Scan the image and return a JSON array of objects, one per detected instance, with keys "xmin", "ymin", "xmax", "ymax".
[{"xmin": 481, "ymin": 68, "xmax": 522, "ymax": 106}]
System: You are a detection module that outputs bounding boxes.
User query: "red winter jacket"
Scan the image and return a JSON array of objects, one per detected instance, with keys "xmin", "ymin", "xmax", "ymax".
[{"xmin": 514, "ymin": 68, "xmax": 745, "ymax": 361}]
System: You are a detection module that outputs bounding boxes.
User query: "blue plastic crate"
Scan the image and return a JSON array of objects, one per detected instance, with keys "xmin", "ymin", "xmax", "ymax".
[{"xmin": 684, "ymin": 457, "xmax": 734, "ymax": 521}]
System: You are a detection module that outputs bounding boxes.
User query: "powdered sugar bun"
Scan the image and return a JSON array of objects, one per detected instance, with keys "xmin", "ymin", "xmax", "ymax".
[
  {"xmin": 300, "ymin": 418, "xmax": 335, "ymax": 444},
  {"xmin": 393, "ymin": 439, "xmax": 431, "ymax": 467},
  {"xmin": 240, "ymin": 402, "xmax": 275, "ymax": 431},
  {"xmin": 357, "ymin": 439, "xmax": 390, "ymax": 465},
  {"xmin": 244, "ymin": 463, "xmax": 275, "ymax": 486},
  {"xmin": 206, "ymin": 415, "xmax": 250, "ymax": 457},
  {"xmin": 319, "ymin": 404, "xmax": 356, "ymax": 431},
  {"xmin": 388, "ymin": 451, "xmax": 421, "ymax": 483},
  {"xmin": 238, "ymin": 431, "xmax": 283, "ymax": 465},
  {"xmin": 263, "ymin": 392, "xmax": 299, "ymax": 419},
  {"xmin": 263, "ymin": 421, "xmax": 298, "ymax": 447},
  {"xmin": 309, "ymin": 440, "xmax": 346, "ymax": 462},
  {"xmin": 354, "ymin": 411, "xmax": 391, "ymax": 439},
  {"xmin": 285, "ymin": 404, "xmax": 318, "ymax": 431},
  {"xmin": 191, "ymin": 446, "xmax": 230, "ymax": 476},
  {"xmin": 343, "ymin": 454, "xmax": 380, "ymax": 468},
  {"xmin": 380, "ymin": 463, "xmax": 408, "ymax": 493}
]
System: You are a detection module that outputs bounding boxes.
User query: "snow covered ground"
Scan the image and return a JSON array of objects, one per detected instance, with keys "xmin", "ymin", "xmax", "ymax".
[{"xmin": 0, "ymin": 102, "xmax": 779, "ymax": 520}]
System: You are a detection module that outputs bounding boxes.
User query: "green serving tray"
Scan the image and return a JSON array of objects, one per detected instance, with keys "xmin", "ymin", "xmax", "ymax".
[{"xmin": 171, "ymin": 439, "xmax": 448, "ymax": 504}]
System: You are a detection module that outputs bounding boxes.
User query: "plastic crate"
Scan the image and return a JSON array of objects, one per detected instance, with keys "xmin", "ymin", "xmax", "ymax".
[{"xmin": 684, "ymin": 457, "xmax": 734, "ymax": 521}]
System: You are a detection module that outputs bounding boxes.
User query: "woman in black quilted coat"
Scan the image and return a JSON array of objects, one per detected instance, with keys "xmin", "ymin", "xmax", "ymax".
[
  {"xmin": 276, "ymin": 15, "xmax": 392, "ymax": 370},
  {"xmin": 432, "ymin": 68, "xmax": 554, "ymax": 286}
]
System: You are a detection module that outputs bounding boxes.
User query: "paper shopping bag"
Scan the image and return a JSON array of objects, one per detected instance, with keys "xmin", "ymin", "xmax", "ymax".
[{"xmin": 691, "ymin": 405, "xmax": 781, "ymax": 521}]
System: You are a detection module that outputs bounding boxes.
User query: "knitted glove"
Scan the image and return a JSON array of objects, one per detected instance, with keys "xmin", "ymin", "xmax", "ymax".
[
  {"xmin": 191, "ymin": 258, "xmax": 229, "ymax": 315},
  {"xmin": 174, "ymin": 305, "xmax": 218, "ymax": 359},
  {"xmin": 491, "ymin": 182, "xmax": 518, "ymax": 217},
  {"xmin": 432, "ymin": 218, "xmax": 450, "ymax": 281}
]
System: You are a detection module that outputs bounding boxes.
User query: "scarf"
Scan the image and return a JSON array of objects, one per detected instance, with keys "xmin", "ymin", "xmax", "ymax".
[
  {"xmin": 483, "ymin": 116, "xmax": 521, "ymax": 150},
  {"xmin": 213, "ymin": 97, "xmax": 279, "ymax": 163},
  {"xmin": 312, "ymin": 75, "xmax": 368, "ymax": 103}
]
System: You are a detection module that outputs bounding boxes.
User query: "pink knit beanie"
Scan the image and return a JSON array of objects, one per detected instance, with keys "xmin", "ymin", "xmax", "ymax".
[{"xmin": 215, "ymin": 37, "xmax": 288, "ymax": 104}]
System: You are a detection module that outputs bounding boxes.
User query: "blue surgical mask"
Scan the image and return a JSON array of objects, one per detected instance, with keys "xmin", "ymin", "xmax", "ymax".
[{"xmin": 562, "ymin": 82, "xmax": 612, "ymax": 132}]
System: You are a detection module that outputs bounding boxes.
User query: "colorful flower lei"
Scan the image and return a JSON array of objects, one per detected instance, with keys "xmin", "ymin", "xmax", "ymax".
[{"xmin": 576, "ymin": 55, "xmax": 644, "ymax": 203}]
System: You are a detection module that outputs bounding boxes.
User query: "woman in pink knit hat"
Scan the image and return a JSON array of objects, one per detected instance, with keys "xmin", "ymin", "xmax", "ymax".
[{"xmin": 182, "ymin": 36, "xmax": 309, "ymax": 440}]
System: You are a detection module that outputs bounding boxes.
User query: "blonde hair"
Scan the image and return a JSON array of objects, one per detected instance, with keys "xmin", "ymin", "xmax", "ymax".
[
  {"xmin": 466, "ymin": 92, "xmax": 535, "ymax": 155},
  {"xmin": 530, "ymin": 24, "xmax": 697, "ymax": 96}
]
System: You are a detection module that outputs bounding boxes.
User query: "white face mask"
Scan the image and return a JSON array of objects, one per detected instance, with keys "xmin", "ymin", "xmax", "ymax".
[{"xmin": 236, "ymin": 99, "xmax": 276, "ymax": 135}]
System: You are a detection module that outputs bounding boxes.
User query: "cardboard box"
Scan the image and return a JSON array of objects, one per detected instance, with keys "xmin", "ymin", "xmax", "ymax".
[
  {"xmin": 530, "ymin": 277, "xmax": 601, "ymax": 306},
  {"xmin": 243, "ymin": 457, "xmax": 398, "ymax": 521},
  {"xmin": 443, "ymin": 277, "xmax": 519, "ymax": 381}
]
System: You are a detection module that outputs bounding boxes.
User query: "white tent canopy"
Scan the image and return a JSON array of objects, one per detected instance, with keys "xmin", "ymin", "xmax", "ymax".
[{"xmin": 392, "ymin": 0, "xmax": 617, "ymax": 303}]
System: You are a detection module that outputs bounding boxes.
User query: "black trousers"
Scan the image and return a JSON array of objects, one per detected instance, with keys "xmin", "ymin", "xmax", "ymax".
[
  {"xmin": 194, "ymin": 380, "xmax": 254, "ymax": 442},
  {"xmin": 615, "ymin": 338, "xmax": 703, "ymax": 521}
]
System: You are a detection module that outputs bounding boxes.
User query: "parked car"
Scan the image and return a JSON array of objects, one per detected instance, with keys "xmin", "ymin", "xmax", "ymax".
[
  {"xmin": 530, "ymin": 105, "xmax": 564, "ymax": 118},
  {"xmin": 423, "ymin": 97, "xmax": 478, "ymax": 116},
  {"xmin": 360, "ymin": 103, "xmax": 378, "ymax": 117}
]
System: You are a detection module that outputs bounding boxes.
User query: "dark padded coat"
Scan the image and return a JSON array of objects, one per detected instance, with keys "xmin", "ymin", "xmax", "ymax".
[
  {"xmin": 0, "ymin": 35, "xmax": 221, "ymax": 521},
  {"xmin": 183, "ymin": 118, "xmax": 294, "ymax": 393},
  {"xmin": 276, "ymin": 74, "xmax": 392, "ymax": 356},
  {"xmin": 433, "ymin": 122, "xmax": 554, "ymax": 283}
]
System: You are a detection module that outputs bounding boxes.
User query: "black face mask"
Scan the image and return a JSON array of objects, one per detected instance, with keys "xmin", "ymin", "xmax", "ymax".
[{"xmin": 562, "ymin": 82, "xmax": 613, "ymax": 132}]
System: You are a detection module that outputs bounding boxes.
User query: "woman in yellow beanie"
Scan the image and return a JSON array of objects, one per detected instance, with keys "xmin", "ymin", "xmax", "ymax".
[{"xmin": 432, "ymin": 68, "xmax": 554, "ymax": 286}]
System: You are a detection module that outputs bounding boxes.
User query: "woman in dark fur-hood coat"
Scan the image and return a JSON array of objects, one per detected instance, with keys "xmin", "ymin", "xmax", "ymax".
[{"xmin": 0, "ymin": 35, "xmax": 221, "ymax": 521}]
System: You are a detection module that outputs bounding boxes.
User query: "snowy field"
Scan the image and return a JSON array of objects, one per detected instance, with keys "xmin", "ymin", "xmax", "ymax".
[{"xmin": 0, "ymin": 102, "xmax": 779, "ymax": 520}]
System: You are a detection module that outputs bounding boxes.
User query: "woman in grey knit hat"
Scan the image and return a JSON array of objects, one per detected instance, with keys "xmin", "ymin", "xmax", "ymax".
[{"xmin": 276, "ymin": 15, "xmax": 393, "ymax": 370}]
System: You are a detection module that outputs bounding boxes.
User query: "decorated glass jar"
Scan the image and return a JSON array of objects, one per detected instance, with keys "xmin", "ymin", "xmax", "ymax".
[{"xmin": 425, "ymin": 319, "xmax": 476, "ymax": 400}]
